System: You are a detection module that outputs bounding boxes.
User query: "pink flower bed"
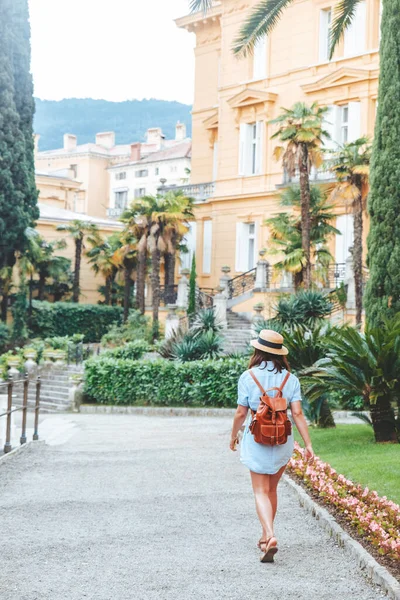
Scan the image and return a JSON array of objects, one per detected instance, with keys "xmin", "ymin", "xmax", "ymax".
[{"xmin": 288, "ymin": 442, "xmax": 400, "ymax": 560}]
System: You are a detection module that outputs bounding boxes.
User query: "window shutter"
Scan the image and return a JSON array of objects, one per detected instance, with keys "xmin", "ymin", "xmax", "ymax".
[
  {"xmin": 255, "ymin": 121, "xmax": 263, "ymax": 175},
  {"xmin": 181, "ymin": 221, "xmax": 197, "ymax": 271},
  {"xmin": 202, "ymin": 221, "xmax": 212, "ymax": 274},
  {"xmin": 253, "ymin": 220, "xmax": 260, "ymax": 265},
  {"xmin": 335, "ymin": 214, "xmax": 354, "ymax": 264},
  {"xmin": 319, "ymin": 10, "xmax": 331, "ymax": 61},
  {"xmin": 235, "ymin": 222, "xmax": 247, "ymax": 272},
  {"xmin": 253, "ymin": 35, "xmax": 267, "ymax": 79},
  {"xmin": 348, "ymin": 102, "xmax": 361, "ymax": 142},
  {"xmin": 323, "ymin": 105, "xmax": 339, "ymax": 148},
  {"xmin": 238, "ymin": 124, "xmax": 246, "ymax": 175}
]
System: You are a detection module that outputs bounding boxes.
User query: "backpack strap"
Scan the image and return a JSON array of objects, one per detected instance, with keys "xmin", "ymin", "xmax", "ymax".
[
  {"xmin": 249, "ymin": 370, "xmax": 265, "ymax": 396},
  {"xmin": 279, "ymin": 371, "xmax": 291, "ymax": 393}
]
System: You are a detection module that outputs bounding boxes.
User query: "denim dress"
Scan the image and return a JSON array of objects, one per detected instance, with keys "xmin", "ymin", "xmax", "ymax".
[{"xmin": 237, "ymin": 362, "xmax": 302, "ymax": 475}]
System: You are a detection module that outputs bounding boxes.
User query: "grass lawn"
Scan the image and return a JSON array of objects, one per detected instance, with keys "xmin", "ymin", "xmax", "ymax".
[{"xmin": 294, "ymin": 424, "xmax": 400, "ymax": 505}]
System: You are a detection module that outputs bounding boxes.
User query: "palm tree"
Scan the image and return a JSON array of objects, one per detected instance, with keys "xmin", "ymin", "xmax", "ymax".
[
  {"xmin": 270, "ymin": 103, "xmax": 329, "ymax": 289},
  {"xmin": 86, "ymin": 234, "xmax": 120, "ymax": 306},
  {"xmin": 304, "ymin": 320, "xmax": 400, "ymax": 443},
  {"xmin": 190, "ymin": 0, "xmax": 360, "ymax": 59},
  {"xmin": 112, "ymin": 230, "xmax": 137, "ymax": 322},
  {"xmin": 121, "ymin": 200, "xmax": 151, "ymax": 315},
  {"xmin": 23, "ymin": 230, "xmax": 69, "ymax": 301},
  {"xmin": 327, "ymin": 138, "xmax": 371, "ymax": 326},
  {"xmin": 266, "ymin": 186, "xmax": 338, "ymax": 290},
  {"xmin": 162, "ymin": 190, "xmax": 194, "ymax": 289},
  {"xmin": 56, "ymin": 220, "xmax": 99, "ymax": 302}
]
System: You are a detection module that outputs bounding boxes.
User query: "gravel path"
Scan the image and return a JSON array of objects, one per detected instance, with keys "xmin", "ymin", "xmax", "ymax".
[{"xmin": 0, "ymin": 414, "xmax": 387, "ymax": 600}]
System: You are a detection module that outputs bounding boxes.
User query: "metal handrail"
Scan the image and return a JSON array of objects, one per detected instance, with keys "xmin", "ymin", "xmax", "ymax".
[
  {"xmin": 227, "ymin": 268, "xmax": 257, "ymax": 299},
  {"xmin": 0, "ymin": 375, "xmax": 41, "ymax": 454}
]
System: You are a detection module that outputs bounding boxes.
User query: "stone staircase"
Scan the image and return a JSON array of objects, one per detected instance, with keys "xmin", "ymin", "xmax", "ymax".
[
  {"xmin": 12, "ymin": 365, "xmax": 84, "ymax": 413},
  {"xmin": 222, "ymin": 310, "xmax": 253, "ymax": 354}
]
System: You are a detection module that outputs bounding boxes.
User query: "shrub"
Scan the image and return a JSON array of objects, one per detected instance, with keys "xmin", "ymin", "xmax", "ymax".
[
  {"xmin": 274, "ymin": 290, "xmax": 333, "ymax": 331},
  {"xmin": 101, "ymin": 310, "xmax": 151, "ymax": 346},
  {"xmin": 29, "ymin": 301, "xmax": 123, "ymax": 343},
  {"xmin": 84, "ymin": 356, "xmax": 248, "ymax": 407},
  {"xmin": 0, "ymin": 323, "xmax": 10, "ymax": 353},
  {"xmin": 101, "ymin": 340, "xmax": 149, "ymax": 361}
]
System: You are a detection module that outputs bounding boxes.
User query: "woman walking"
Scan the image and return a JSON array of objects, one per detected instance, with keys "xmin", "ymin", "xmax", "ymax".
[{"xmin": 230, "ymin": 329, "xmax": 314, "ymax": 562}]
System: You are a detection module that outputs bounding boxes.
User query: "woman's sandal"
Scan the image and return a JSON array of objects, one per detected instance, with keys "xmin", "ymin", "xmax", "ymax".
[{"xmin": 259, "ymin": 537, "xmax": 278, "ymax": 563}]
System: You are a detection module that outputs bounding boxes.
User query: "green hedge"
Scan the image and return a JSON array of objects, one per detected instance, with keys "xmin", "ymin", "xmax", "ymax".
[
  {"xmin": 30, "ymin": 301, "xmax": 123, "ymax": 343},
  {"xmin": 84, "ymin": 357, "xmax": 248, "ymax": 407}
]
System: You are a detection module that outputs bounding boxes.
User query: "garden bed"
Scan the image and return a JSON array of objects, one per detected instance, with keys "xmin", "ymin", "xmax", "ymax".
[{"xmin": 287, "ymin": 443, "xmax": 400, "ymax": 581}]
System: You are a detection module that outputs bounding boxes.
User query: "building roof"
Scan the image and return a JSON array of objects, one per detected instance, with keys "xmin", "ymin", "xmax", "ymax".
[
  {"xmin": 108, "ymin": 140, "xmax": 192, "ymax": 170},
  {"xmin": 36, "ymin": 139, "xmax": 186, "ymax": 160},
  {"xmin": 38, "ymin": 202, "xmax": 122, "ymax": 228}
]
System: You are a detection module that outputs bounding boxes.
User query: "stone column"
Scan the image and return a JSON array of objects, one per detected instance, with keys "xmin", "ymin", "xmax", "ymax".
[
  {"xmin": 177, "ymin": 269, "xmax": 190, "ymax": 309},
  {"xmin": 254, "ymin": 253, "xmax": 269, "ymax": 291},
  {"xmin": 165, "ymin": 304, "xmax": 180, "ymax": 339},
  {"xmin": 213, "ymin": 286, "xmax": 228, "ymax": 329},
  {"xmin": 345, "ymin": 254, "xmax": 356, "ymax": 310}
]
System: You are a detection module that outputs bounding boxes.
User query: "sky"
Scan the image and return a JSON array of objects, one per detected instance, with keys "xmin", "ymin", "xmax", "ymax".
[{"xmin": 29, "ymin": 0, "xmax": 195, "ymax": 105}]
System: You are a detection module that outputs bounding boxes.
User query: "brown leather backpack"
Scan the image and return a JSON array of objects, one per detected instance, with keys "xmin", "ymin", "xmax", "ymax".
[{"xmin": 248, "ymin": 370, "xmax": 292, "ymax": 446}]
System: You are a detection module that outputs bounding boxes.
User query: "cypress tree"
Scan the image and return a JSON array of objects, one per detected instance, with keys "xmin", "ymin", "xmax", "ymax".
[
  {"xmin": 188, "ymin": 254, "xmax": 197, "ymax": 316},
  {"xmin": 0, "ymin": 0, "xmax": 38, "ymax": 320},
  {"xmin": 364, "ymin": 0, "xmax": 400, "ymax": 324}
]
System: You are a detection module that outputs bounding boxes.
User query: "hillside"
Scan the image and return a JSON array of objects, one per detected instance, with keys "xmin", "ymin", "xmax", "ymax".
[{"xmin": 34, "ymin": 98, "xmax": 192, "ymax": 151}]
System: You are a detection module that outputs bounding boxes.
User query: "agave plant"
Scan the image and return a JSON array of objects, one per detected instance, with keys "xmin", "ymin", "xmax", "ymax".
[
  {"xmin": 191, "ymin": 308, "xmax": 223, "ymax": 336},
  {"xmin": 304, "ymin": 319, "xmax": 400, "ymax": 443}
]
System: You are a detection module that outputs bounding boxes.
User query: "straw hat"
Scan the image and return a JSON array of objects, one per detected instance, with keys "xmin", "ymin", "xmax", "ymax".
[{"xmin": 250, "ymin": 329, "xmax": 288, "ymax": 356}]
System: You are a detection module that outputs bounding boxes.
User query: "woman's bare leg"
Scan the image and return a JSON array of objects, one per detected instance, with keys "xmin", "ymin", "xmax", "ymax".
[{"xmin": 250, "ymin": 465, "xmax": 286, "ymax": 541}]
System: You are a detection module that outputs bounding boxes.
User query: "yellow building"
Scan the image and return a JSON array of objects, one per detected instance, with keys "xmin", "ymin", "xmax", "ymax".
[
  {"xmin": 35, "ymin": 170, "xmax": 122, "ymax": 304},
  {"xmin": 176, "ymin": 0, "xmax": 380, "ymax": 313}
]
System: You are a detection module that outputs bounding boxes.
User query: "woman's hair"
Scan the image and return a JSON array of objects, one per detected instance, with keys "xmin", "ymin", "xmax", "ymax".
[{"xmin": 248, "ymin": 348, "xmax": 290, "ymax": 373}]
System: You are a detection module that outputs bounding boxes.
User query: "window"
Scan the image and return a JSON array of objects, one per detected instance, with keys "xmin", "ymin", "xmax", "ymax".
[
  {"xmin": 202, "ymin": 221, "xmax": 212, "ymax": 274},
  {"xmin": 323, "ymin": 103, "xmax": 361, "ymax": 147},
  {"xmin": 134, "ymin": 188, "xmax": 146, "ymax": 199},
  {"xmin": 155, "ymin": 167, "xmax": 159, "ymax": 176},
  {"xmin": 70, "ymin": 164, "xmax": 78, "ymax": 178},
  {"xmin": 340, "ymin": 105, "xmax": 349, "ymax": 144},
  {"xmin": 253, "ymin": 35, "xmax": 267, "ymax": 79},
  {"xmin": 235, "ymin": 222, "xmax": 258, "ymax": 272},
  {"xmin": 344, "ymin": 1, "xmax": 366, "ymax": 56},
  {"xmin": 115, "ymin": 172, "xmax": 126, "ymax": 180},
  {"xmin": 319, "ymin": 9, "xmax": 332, "ymax": 61},
  {"xmin": 135, "ymin": 169, "xmax": 148, "ymax": 178},
  {"xmin": 170, "ymin": 166, "xmax": 178, "ymax": 173},
  {"xmin": 239, "ymin": 121, "xmax": 263, "ymax": 176},
  {"xmin": 114, "ymin": 190, "xmax": 127, "ymax": 210}
]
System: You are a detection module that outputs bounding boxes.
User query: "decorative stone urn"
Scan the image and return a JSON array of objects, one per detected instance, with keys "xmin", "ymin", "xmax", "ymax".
[
  {"xmin": 221, "ymin": 266, "xmax": 231, "ymax": 274},
  {"xmin": 23, "ymin": 348, "xmax": 38, "ymax": 374},
  {"xmin": 53, "ymin": 350, "xmax": 66, "ymax": 366},
  {"xmin": 43, "ymin": 349, "xmax": 54, "ymax": 367},
  {"xmin": 7, "ymin": 356, "xmax": 21, "ymax": 378},
  {"xmin": 259, "ymin": 249, "xmax": 267, "ymax": 258}
]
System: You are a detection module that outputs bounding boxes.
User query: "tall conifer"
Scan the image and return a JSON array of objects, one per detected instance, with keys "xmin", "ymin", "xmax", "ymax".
[
  {"xmin": 0, "ymin": 0, "xmax": 38, "ymax": 320},
  {"xmin": 365, "ymin": 0, "xmax": 400, "ymax": 324}
]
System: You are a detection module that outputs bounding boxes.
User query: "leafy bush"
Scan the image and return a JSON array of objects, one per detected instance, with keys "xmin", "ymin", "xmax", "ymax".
[
  {"xmin": 29, "ymin": 301, "xmax": 123, "ymax": 343},
  {"xmin": 101, "ymin": 340, "xmax": 149, "ymax": 361},
  {"xmin": 101, "ymin": 310, "xmax": 151, "ymax": 346},
  {"xmin": 191, "ymin": 308, "xmax": 223, "ymax": 335},
  {"xmin": 274, "ymin": 291, "xmax": 333, "ymax": 330},
  {"xmin": 0, "ymin": 323, "xmax": 10, "ymax": 353},
  {"xmin": 84, "ymin": 356, "xmax": 248, "ymax": 407}
]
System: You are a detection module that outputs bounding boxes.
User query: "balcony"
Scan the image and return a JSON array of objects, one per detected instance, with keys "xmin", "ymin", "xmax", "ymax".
[
  {"xmin": 106, "ymin": 206, "xmax": 125, "ymax": 218},
  {"xmin": 278, "ymin": 167, "xmax": 336, "ymax": 188},
  {"xmin": 157, "ymin": 182, "xmax": 215, "ymax": 202}
]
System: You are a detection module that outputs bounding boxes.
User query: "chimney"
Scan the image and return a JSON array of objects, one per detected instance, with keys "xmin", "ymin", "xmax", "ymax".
[
  {"xmin": 146, "ymin": 127, "xmax": 163, "ymax": 149},
  {"xmin": 175, "ymin": 121, "xmax": 186, "ymax": 141},
  {"xmin": 34, "ymin": 133, "xmax": 40, "ymax": 154},
  {"xmin": 95, "ymin": 131, "xmax": 115, "ymax": 149},
  {"xmin": 130, "ymin": 142, "xmax": 141, "ymax": 162},
  {"xmin": 63, "ymin": 134, "xmax": 77, "ymax": 152}
]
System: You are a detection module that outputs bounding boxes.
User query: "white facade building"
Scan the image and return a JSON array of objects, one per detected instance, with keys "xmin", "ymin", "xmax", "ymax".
[{"xmin": 107, "ymin": 123, "xmax": 191, "ymax": 218}]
